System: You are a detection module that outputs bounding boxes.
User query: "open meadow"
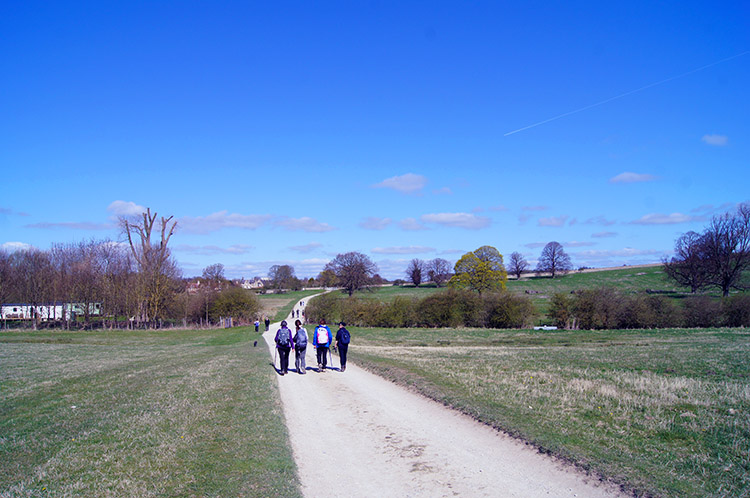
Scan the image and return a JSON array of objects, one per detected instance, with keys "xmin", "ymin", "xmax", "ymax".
[
  {"xmin": 349, "ymin": 326, "xmax": 750, "ymax": 497},
  {"xmin": 0, "ymin": 328, "xmax": 301, "ymax": 498}
]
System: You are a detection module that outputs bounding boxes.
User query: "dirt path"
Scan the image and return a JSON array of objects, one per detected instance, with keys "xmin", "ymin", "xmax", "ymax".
[{"xmin": 263, "ymin": 303, "xmax": 625, "ymax": 498}]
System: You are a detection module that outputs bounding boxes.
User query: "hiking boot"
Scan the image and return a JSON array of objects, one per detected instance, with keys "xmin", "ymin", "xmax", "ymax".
[{"xmin": 341, "ymin": 365, "xmax": 346, "ymax": 372}]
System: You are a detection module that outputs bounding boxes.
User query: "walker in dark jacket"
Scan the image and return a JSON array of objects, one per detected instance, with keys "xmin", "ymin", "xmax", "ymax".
[
  {"xmin": 335, "ymin": 322, "xmax": 351, "ymax": 372},
  {"xmin": 274, "ymin": 320, "xmax": 293, "ymax": 375}
]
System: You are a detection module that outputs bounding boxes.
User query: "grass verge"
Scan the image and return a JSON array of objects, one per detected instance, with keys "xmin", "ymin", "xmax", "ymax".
[
  {"xmin": 0, "ymin": 327, "xmax": 301, "ymax": 498},
  {"xmin": 349, "ymin": 326, "xmax": 750, "ymax": 497}
]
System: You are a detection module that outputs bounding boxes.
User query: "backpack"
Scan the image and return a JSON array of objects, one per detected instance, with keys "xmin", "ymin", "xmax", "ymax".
[
  {"xmin": 316, "ymin": 326, "xmax": 329, "ymax": 345},
  {"xmin": 339, "ymin": 329, "xmax": 350, "ymax": 344},
  {"xmin": 295, "ymin": 329, "xmax": 308, "ymax": 349},
  {"xmin": 277, "ymin": 327, "xmax": 291, "ymax": 347}
]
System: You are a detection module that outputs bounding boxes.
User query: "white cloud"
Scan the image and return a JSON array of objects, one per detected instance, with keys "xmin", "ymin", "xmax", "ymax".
[
  {"xmin": 566, "ymin": 241, "xmax": 596, "ymax": 247},
  {"xmin": 433, "ymin": 187, "xmax": 452, "ymax": 195},
  {"xmin": 421, "ymin": 212, "xmax": 490, "ymax": 230},
  {"xmin": 289, "ymin": 242, "xmax": 323, "ymax": 253},
  {"xmin": 399, "ymin": 218, "xmax": 429, "ymax": 231},
  {"xmin": 373, "ymin": 173, "xmax": 427, "ymax": 194},
  {"xmin": 609, "ymin": 172, "xmax": 657, "ymax": 184},
  {"xmin": 371, "ymin": 246, "xmax": 434, "ymax": 255},
  {"xmin": 538, "ymin": 215, "xmax": 569, "ymax": 227},
  {"xmin": 173, "ymin": 244, "xmax": 254, "ymax": 255},
  {"xmin": 2, "ymin": 241, "xmax": 33, "ymax": 252},
  {"xmin": 359, "ymin": 217, "xmax": 392, "ymax": 230},
  {"xmin": 630, "ymin": 213, "xmax": 702, "ymax": 225},
  {"xmin": 584, "ymin": 216, "xmax": 617, "ymax": 226},
  {"xmin": 179, "ymin": 211, "xmax": 272, "ymax": 234},
  {"xmin": 107, "ymin": 200, "xmax": 147, "ymax": 217},
  {"xmin": 276, "ymin": 217, "xmax": 336, "ymax": 232},
  {"xmin": 702, "ymin": 134, "xmax": 728, "ymax": 146},
  {"xmin": 592, "ymin": 231, "xmax": 618, "ymax": 238}
]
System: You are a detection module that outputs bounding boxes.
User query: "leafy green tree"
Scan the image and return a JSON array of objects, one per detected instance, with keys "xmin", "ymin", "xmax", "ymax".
[{"xmin": 448, "ymin": 245, "xmax": 507, "ymax": 294}]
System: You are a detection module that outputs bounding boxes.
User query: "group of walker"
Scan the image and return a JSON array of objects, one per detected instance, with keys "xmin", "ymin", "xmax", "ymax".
[{"xmin": 274, "ymin": 318, "xmax": 350, "ymax": 375}]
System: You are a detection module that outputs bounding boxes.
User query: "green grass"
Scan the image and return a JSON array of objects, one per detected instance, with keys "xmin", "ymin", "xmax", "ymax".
[
  {"xmin": 349, "ymin": 326, "xmax": 750, "ymax": 498},
  {"xmin": 0, "ymin": 327, "xmax": 301, "ymax": 498}
]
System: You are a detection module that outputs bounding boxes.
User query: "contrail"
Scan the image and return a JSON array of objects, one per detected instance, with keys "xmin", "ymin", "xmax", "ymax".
[{"xmin": 504, "ymin": 51, "xmax": 749, "ymax": 136}]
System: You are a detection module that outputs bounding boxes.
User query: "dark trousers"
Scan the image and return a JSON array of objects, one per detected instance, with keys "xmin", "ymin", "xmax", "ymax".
[
  {"xmin": 338, "ymin": 343, "xmax": 349, "ymax": 368},
  {"xmin": 278, "ymin": 347, "xmax": 291, "ymax": 373},
  {"xmin": 316, "ymin": 346, "xmax": 328, "ymax": 369}
]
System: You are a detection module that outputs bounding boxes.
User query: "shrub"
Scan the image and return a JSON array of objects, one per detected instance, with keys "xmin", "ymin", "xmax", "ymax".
[
  {"xmin": 377, "ymin": 296, "xmax": 417, "ymax": 328},
  {"xmin": 682, "ymin": 296, "xmax": 722, "ymax": 327},
  {"xmin": 548, "ymin": 293, "xmax": 574, "ymax": 329},
  {"xmin": 482, "ymin": 292, "xmax": 535, "ymax": 328},
  {"xmin": 416, "ymin": 289, "xmax": 482, "ymax": 328},
  {"xmin": 723, "ymin": 294, "xmax": 750, "ymax": 327},
  {"xmin": 572, "ymin": 287, "xmax": 625, "ymax": 329},
  {"xmin": 304, "ymin": 292, "xmax": 340, "ymax": 324}
]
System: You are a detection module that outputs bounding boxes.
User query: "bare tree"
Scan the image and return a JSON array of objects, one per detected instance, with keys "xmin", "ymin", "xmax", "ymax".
[
  {"xmin": 535, "ymin": 242, "xmax": 572, "ymax": 278},
  {"xmin": 120, "ymin": 208, "xmax": 180, "ymax": 325},
  {"xmin": 507, "ymin": 252, "xmax": 529, "ymax": 279},
  {"xmin": 12, "ymin": 249, "xmax": 54, "ymax": 329},
  {"xmin": 662, "ymin": 231, "xmax": 710, "ymax": 293},
  {"xmin": 0, "ymin": 249, "xmax": 11, "ymax": 324},
  {"xmin": 405, "ymin": 259, "xmax": 425, "ymax": 286},
  {"xmin": 98, "ymin": 241, "xmax": 134, "ymax": 328},
  {"xmin": 202, "ymin": 263, "xmax": 226, "ymax": 288},
  {"xmin": 701, "ymin": 203, "xmax": 750, "ymax": 296},
  {"xmin": 324, "ymin": 252, "xmax": 378, "ymax": 296},
  {"xmin": 426, "ymin": 258, "xmax": 451, "ymax": 287},
  {"xmin": 268, "ymin": 264, "xmax": 296, "ymax": 291}
]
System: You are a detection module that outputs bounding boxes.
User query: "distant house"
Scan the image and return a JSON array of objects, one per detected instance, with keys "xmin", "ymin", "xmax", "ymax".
[
  {"xmin": 240, "ymin": 277, "xmax": 269, "ymax": 290},
  {"xmin": 0, "ymin": 303, "xmax": 102, "ymax": 322}
]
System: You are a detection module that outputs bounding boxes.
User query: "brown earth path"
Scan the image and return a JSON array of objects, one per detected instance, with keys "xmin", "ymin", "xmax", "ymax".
[{"xmin": 263, "ymin": 300, "xmax": 627, "ymax": 498}]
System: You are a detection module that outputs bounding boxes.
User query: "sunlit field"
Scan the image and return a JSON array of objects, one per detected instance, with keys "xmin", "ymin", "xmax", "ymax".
[
  {"xmin": 350, "ymin": 326, "xmax": 750, "ymax": 497},
  {"xmin": 0, "ymin": 328, "xmax": 301, "ymax": 498}
]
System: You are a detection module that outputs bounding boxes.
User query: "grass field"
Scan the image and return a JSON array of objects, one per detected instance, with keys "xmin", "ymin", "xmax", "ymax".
[
  {"xmin": 0, "ymin": 328, "xmax": 301, "ymax": 498},
  {"xmin": 349, "ymin": 326, "xmax": 750, "ymax": 497}
]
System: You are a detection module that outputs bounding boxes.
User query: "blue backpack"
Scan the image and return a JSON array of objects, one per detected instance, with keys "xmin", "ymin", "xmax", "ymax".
[
  {"xmin": 339, "ymin": 329, "xmax": 350, "ymax": 344},
  {"xmin": 276, "ymin": 327, "xmax": 292, "ymax": 347}
]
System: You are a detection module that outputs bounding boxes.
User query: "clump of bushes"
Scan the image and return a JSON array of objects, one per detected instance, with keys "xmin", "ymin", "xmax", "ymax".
[
  {"xmin": 548, "ymin": 286, "xmax": 750, "ymax": 329},
  {"xmin": 305, "ymin": 289, "xmax": 535, "ymax": 328}
]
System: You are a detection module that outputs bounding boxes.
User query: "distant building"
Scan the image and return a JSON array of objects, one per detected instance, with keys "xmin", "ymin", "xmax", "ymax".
[{"xmin": 1, "ymin": 303, "xmax": 102, "ymax": 321}]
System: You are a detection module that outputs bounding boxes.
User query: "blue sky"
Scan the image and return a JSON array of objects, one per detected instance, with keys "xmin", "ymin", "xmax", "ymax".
[{"xmin": 2, "ymin": 1, "xmax": 748, "ymax": 280}]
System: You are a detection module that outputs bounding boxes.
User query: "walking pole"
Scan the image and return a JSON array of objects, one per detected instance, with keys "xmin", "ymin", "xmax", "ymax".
[{"xmin": 329, "ymin": 346, "xmax": 334, "ymax": 370}]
